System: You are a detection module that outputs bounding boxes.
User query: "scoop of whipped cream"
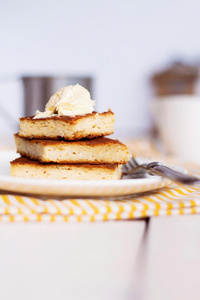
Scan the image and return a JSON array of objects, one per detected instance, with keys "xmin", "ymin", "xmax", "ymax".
[{"xmin": 34, "ymin": 84, "xmax": 95, "ymax": 119}]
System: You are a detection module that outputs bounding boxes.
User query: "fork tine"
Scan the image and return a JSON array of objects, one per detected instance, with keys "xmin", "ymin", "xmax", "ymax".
[
  {"xmin": 131, "ymin": 157, "xmax": 140, "ymax": 167},
  {"xmin": 123, "ymin": 156, "xmax": 140, "ymax": 173},
  {"xmin": 127, "ymin": 157, "xmax": 138, "ymax": 169},
  {"xmin": 122, "ymin": 163, "xmax": 129, "ymax": 172},
  {"xmin": 122, "ymin": 156, "xmax": 148, "ymax": 178},
  {"xmin": 128, "ymin": 160, "xmax": 136, "ymax": 169}
]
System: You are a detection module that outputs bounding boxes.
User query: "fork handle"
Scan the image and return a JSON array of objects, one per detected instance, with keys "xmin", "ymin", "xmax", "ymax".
[{"xmin": 149, "ymin": 164, "xmax": 200, "ymax": 185}]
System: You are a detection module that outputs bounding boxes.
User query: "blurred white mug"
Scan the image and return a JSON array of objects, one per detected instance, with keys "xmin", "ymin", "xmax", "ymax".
[{"xmin": 150, "ymin": 95, "xmax": 200, "ymax": 163}]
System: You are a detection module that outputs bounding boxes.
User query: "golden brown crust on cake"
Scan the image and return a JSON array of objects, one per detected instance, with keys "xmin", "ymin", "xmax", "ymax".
[
  {"xmin": 10, "ymin": 157, "xmax": 118, "ymax": 170},
  {"xmin": 19, "ymin": 111, "xmax": 114, "ymax": 125},
  {"xmin": 19, "ymin": 111, "xmax": 115, "ymax": 140},
  {"xmin": 10, "ymin": 157, "xmax": 122, "ymax": 180},
  {"xmin": 14, "ymin": 134, "xmax": 124, "ymax": 147},
  {"xmin": 19, "ymin": 132, "xmax": 109, "ymax": 141},
  {"xmin": 14, "ymin": 134, "xmax": 131, "ymax": 164}
]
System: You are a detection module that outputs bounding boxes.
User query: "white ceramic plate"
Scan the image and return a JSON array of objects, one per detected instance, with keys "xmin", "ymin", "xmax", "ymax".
[{"xmin": 0, "ymin": 151, "xmax": 175, "ymax": 197}]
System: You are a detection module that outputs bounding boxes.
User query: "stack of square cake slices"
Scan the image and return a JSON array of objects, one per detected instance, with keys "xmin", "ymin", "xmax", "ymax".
[{"xmin": 11, "ymin": 110, "xmax": 131, "ymax": 180}]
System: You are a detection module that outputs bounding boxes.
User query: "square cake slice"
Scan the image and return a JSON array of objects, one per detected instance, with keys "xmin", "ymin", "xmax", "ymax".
[
  {"xmin": 10, "ymin": 157, "xmax": 122, "ymax": 180},
  {"xmin": 19, "ymin": 111, "xmax": 115, "ymax": 140},
  {"xmin": 14, "ymin": 134, "xmax": 131, "ymax": 164}
]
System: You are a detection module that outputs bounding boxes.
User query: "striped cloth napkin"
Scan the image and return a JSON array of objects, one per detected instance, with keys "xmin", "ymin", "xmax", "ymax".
[{"xmin": 1, "ymin": 139, "xmax": 200, "ymax": 222}]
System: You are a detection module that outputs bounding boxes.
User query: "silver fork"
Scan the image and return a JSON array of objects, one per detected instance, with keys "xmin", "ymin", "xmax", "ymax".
[{"xmin": 122, "ymin": 157, "xmax": 200, "ymax": 185}]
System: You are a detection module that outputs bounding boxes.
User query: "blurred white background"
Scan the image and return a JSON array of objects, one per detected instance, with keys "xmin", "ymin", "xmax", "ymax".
[{"xmin": 0, "ymin": 0, "xmax": 200, "ymax": 143}]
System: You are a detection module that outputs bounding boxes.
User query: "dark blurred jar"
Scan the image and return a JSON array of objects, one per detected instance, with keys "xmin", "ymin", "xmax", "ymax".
[
  {"xmin": 22, "ymin": 76, "xmax": 93, "ymax": 116},
  {"xmin": 151, "ymin": 62, "xmax": 199, "ymax": 96}
]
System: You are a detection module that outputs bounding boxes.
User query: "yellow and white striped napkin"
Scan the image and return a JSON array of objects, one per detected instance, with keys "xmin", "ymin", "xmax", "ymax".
[{"xmin": 1, "ymin": 139, "xmax": 200, "ymax": 222}]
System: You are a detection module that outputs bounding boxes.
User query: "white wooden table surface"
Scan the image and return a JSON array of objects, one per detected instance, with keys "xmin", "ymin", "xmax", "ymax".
[
  {"xmin": 144, "ymin": 215, "xmax": 200, "ymax": 300},
  {"xmin": 0, "ymin": 221, "xmax": 146, "ymax": 300},
  {"xmin": 1, "ymin": 215, "xmax": 200, "ymax": 300}
]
